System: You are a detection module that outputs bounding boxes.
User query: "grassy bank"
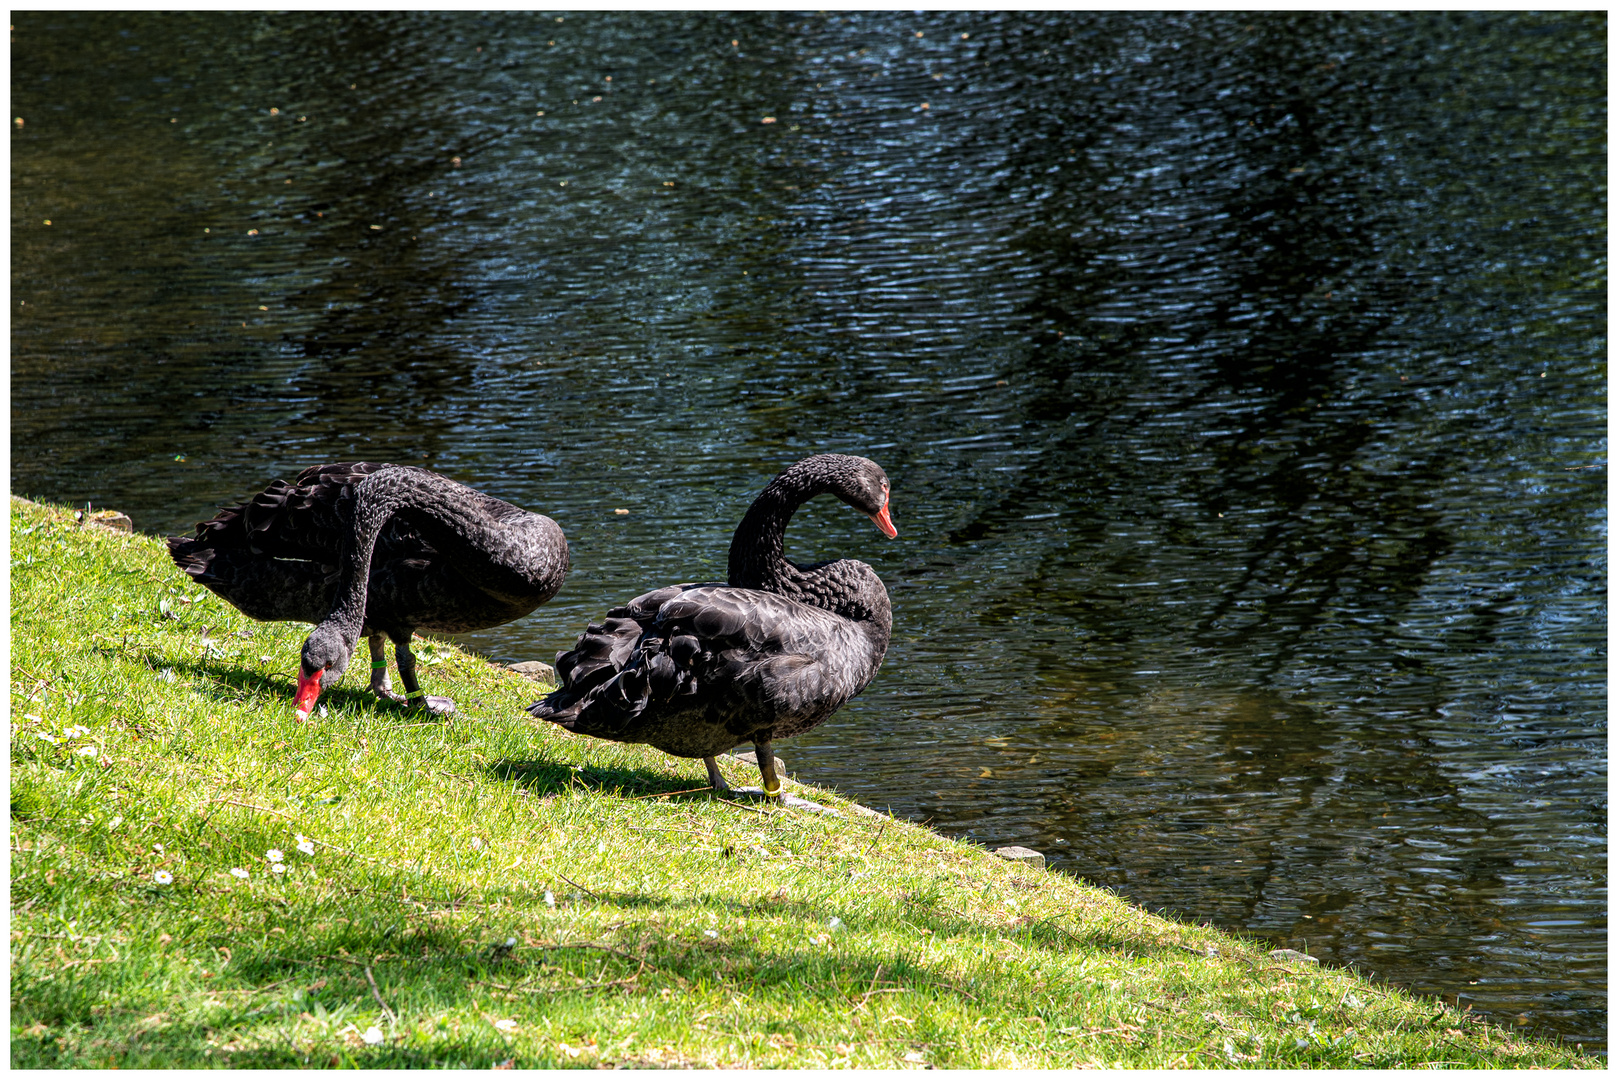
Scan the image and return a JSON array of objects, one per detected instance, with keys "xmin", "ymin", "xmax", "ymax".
[{"xmin": 8, "ymin": 495, "xmax": 1592, "ymax": 1069}]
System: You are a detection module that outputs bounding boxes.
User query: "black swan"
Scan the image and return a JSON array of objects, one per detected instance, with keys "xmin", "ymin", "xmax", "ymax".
[
  {"xmin": 528, "ymin": 453, "xmax": 896, "ymax": 799},
  {"xmin": 167, "ymin": 462, "xmax": 568, "ymax": 720}
]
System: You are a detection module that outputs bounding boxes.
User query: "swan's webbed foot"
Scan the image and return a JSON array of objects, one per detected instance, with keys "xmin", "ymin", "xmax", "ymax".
[
  {"xmin": 391, "ymin": 637, "xmax": 454, "ymax": 718},
  {"xmin": 725, "ymin": 787, "xmax": 785, "ymax": 804},
  {"xmin": 703, "ymin": 755, "xmax": 731, "ymax": 795},
  {"xmin": 704, "ymin": 747, "xmax": 786, "ymax": 804},
  {"xmin": 407, "ymin": 693, "xmax": 456, "ymax": 717}
]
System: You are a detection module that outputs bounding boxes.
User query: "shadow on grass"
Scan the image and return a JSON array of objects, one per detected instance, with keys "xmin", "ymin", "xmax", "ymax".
[
  {"xmin": 487, "ymin": 757, "xmax": 723, "ymax": 800},
  {"xmin": 12, "ymin": 1018, "xmax": 519, "ymax": 1069},
  {"xmin": 159, "ymin": 656, "xmax": 464, "ymax": 730}
]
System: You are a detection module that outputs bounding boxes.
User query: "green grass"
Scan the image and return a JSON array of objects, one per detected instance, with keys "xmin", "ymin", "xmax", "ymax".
[{"xmin": 9, "ymin": 494, "xmax": 1595, "ymax": 1069}]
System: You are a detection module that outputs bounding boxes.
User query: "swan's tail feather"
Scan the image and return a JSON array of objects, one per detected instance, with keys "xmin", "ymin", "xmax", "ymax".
[
  {"xmin": 528, "ymin": 607, "xmax": 708, "ymax": 738},
  {"xmin": 166, "ymin": 535, "xmax": 216, "ymax": 581}
]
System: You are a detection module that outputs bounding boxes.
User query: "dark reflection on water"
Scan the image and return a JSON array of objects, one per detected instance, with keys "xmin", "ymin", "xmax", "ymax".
[{"xmin": 12, "ymin": 11, "xmax": 1605, "ymax": 1047}]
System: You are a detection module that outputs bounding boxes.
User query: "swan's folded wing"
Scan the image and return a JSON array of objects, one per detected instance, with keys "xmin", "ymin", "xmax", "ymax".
[
  {"xmin": 653, "ymin": 587, "xmax": 874, "ymax": 716},
  {"xmin": 652, "ymin": 587, "xmax": 846, "ymax": 648},
  {"xmin": 529, "ymin": 584, "xmax": 873, "ymax": 747}
]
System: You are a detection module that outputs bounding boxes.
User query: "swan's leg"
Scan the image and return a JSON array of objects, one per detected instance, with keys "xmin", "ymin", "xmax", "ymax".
[
  {"xmin": 703, "ymin": 756, "xmax": 731, "ymax": 794},
  {"xmin": 753, "ymin": 740, "xmax": 784, "ymax": 802},
  {"xmin": 394, "ymin": 635, "xmax": 456, "ymax": 716},
  {"xmin": 368, "ymin": 634, "xmax": 406, "ymax": 704}
]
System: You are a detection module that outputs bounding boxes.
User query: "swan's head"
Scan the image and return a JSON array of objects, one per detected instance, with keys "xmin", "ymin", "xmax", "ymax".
[
  {"xmin": 828, "ymin": 455, "xmax": 898, "ymax": 539},
  {"xmin": 294, "ymin": 623, "xmax": 352, "ymax": 721}
]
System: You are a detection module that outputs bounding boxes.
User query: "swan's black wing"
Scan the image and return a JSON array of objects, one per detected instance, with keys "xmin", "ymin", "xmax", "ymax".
[
  {"xmin": 529, "ymin": 583, "xmax": 877, "ymax": 758},
  {"xmin": 165, "ymin": 462, "xmax": 438, "ymax": 623}
]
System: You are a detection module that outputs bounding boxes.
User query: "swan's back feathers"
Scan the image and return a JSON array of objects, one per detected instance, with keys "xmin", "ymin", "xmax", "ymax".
[
  {"xmin": 166, "ymin": 462, "xmax": 567, "ymax": 636},
  {"xmin": 172, "ymin": 462, "xmax": 392, "ymax": 569},
  {"xmin": 530, "ymin": 583, "xmax": 884, "ymax": 757}
]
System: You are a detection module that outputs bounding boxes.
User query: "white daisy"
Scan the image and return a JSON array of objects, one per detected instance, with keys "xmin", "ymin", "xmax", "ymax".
[
  {"xmin": 266, "ymin": 848, "xmax": 284, "ymax": 862},
  {"xmin": 153, "ymin": 870, "xmax": 173, "ymax": 885},
  {"xmin": 230, "ymin": 867, "xmax": 249, "ymax": 879}
]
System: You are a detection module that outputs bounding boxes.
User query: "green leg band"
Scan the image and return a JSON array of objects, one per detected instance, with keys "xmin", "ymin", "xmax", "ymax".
[
  {"xmin": 371, "ymin": 660, "xmax": 387, "ymax": 669},
  {"xmin": 405, "ymin": 690, "xmax": 426, "ymax": 700}
]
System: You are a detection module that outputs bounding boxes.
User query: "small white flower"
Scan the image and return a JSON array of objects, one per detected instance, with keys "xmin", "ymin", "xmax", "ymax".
[
  {"xmin": 827, "ymin": 916, "xmax": 845, "ymax": 931},
  {"xmin": 543, "ymin": 890, "xmax": 555, "ymax": 907},
  {"xmin": 470, "ymin": 837, "xmax": 484, "ymax": 850},
  {"xmin": 297, "ymin": 839, "xmax": 316, "ymax": 856},
  {"xmin": 230, "ymin": 867, "xmax": 249, "ymax": 879},
  {"xmin": 23, "ymin": 713, "xmax": 42, "ymax": 723},
  {"xmin": 317, "ymin": 704, "xmax": 327, "ymax": 718},
  {"xmin": 152, "ymin": 843, "xmax": 164, "ymax": 854},
  {"xmin": 505, "ymin": 937, "xmax": 517, "ymax": 948},
  {"xmin": 266, "ymin": 848, "xmax": 284, "ymax": 862},
  {"xmin": 76, "ymin": 745, "xmax": 99, "ymax": 757},
  {"xmin": 271, "ymin": 862, "xmax": 286, "ymax": 875},
  {"xmin": 493, "ymin": 1018, "xmax": 518, "ymax": 1033},
  {"xmin": 704, "ymin": 929, "xmax": 719, "ymax": 938},
  {"xmin": 35, "ymin": 731, "xmax": 57, "ymax": 744},
  {"xmin": 362, "ymin": 1026, "xmax": 385, "ymax": 1045},
  {"xmin": 64, "ymin": 724, "xmax": 91, "ymax": 738},
  {"xmin": 153, "ymin": 870, "xmax": 173, "ymax": 885}
]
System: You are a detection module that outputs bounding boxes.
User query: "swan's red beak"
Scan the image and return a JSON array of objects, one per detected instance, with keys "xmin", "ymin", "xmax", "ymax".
[
  {"xmin": 293, "ymin": 668, "xmax": 323, "ymax": 721},
  {"xmin": 870, "ymin": 501, "xmax": 898, "ymax": 539}
]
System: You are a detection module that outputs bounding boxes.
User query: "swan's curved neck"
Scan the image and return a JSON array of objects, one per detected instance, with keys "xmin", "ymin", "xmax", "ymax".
[
  {"xmin": 726, "ymin": 464, "xmax": 890, "ymax": 638},
  {"xmin": 726, "ymin": 467, "xmax": 822, "ymax": 596},
  {"xmin": 728, "ymin": 472, "xmax": 809, "ymax": 592}
]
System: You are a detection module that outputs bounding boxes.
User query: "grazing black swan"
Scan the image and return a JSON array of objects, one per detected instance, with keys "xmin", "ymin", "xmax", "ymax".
[
  {"xmin": 529, "ymin": 453, "xmax": 896, "ymax": 800},
  {"xmin": 167, "ymin": 462, "xmax": 568, "ymax": 720}
]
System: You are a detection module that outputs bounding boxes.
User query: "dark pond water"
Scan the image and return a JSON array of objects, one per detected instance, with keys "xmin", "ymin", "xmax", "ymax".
[{"xmin": 11, "ymin": 11, "xmax": 1606, "ymax": 1049}]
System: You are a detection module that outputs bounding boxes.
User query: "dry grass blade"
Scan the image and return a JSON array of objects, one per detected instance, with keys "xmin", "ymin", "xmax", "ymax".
[{"xmin": 365, "ymin": 965, "xmax": 397, "ymax": 1026}]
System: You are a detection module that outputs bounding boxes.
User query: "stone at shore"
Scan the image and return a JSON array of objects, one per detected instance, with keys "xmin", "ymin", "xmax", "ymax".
[
  {"xmin": 993, "ymin": 845, "xmax": 1046, "ymax": 871},
  {"xmin": 1267, "ymin": 948, "xmax": 1320, "ymax": 964},
  {"xmin": 76, "ymin": 509, "xmax": 132, "ymax": 533},
  {"xmin": 506, "ymin": 660, "xmax": 557, "ymax": 682}
]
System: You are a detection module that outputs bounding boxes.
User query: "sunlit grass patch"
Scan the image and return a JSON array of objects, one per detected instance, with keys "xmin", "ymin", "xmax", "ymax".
[{"xmin": 9, "ymin": 495, "xmax": 1596, "ymax": 1068}]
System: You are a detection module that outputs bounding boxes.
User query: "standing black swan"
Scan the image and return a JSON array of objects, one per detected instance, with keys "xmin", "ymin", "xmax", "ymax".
[
  {"xmin": 167, "ymin": 462, "xmax": 568, "ymax": 721},
  {"xmin": 528, "ymin": 453, "xmax": 896, "ymax": 799}
]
